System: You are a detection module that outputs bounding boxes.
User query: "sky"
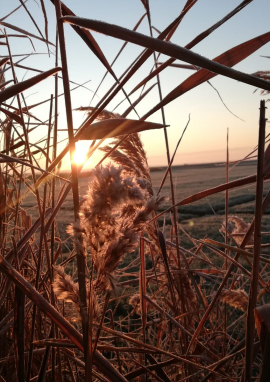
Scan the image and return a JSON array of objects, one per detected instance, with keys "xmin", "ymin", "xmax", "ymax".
[{"xmin": 1, "ymin": 0, "xmax": 270, "ymax": 169}]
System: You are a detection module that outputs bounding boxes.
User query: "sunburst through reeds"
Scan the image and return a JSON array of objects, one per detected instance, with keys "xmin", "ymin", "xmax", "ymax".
[{"xmin": 1, "ymin": 1, "xmax": 270, "ymax": 381}]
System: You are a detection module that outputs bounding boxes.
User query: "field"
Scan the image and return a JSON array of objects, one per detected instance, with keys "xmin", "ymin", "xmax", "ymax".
[{"xmin": 22, "ymin": 159, "xmax": 270, "ymax": 254}]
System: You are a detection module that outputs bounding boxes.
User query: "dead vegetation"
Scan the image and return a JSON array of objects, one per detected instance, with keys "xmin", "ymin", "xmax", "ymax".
[{"xmin": 1, "ymin": 1, "xmax": 270, "ymax": 381}]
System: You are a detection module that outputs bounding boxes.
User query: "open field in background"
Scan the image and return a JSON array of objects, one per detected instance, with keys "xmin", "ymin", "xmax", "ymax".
[{"xmin": 22, "ymin": 159, "xmax": 270, "ymax": 255}]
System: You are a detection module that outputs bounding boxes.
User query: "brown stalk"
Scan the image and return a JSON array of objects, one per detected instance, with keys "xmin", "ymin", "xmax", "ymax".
[
  {"xmin": 50, "ymin": 28, "xmax": 59, "ymax": 381},
  {"xmin": 13, "ymin": 239, "xmax": 25, "ymax": 382},
  {"xmin": 245, "ymin": 100, "xmax": 267, "ymax": 381},
  {"xmin": 139, "ymin": 233, "xmax": 147, "ymax": 376},
  {"xmin": 54, "ymin": 0, "xmax": 90, "ymax": 377},
  {"xmin": 157, "ymin": 114, "xmax": 190, "ymax": 195},
  {"xmin": 144, "ymin": 11, "xmax": 183, "ymax": 331},
  {"xmin": 4, "ymin": 38, "xmax": 45, "ymax": 380},
  {"xmin": 224, "ymin": 128, "xmax": 229, "ymax": 356}
]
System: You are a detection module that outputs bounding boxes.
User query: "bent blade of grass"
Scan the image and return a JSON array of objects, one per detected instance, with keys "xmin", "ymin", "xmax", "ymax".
[
  {"xmin": 0, "ymin": 21, "xmax": 54, "ymax": 46},
  {"xmin": 0, "ymin": 67, "xmax": 62, "ymax": 103},
  {"xmin": 0, "ymin": 58, "xmax": 9, "ymax": 68},
  {"xmin": 0, "ymin": 80, "xmax": 13, "ymax": 90},
  {"xmin": 142, "ymin": 30, "xmax": 270, "ymax": 119},
  {"xmin": 50, "ymin": 0, "xmax": 116, "ymax": 79},
  {"xmin": 61, "ymin": 17, "xmax": 270, "ymax": 102},
  {"xmin": 0, "ymin": 107, "xmax": 24, "ymax": 126},
  {"xmin": 129, "ymin": 0, "xmax": 254, "ymax": 95},
  {"xmin": 78, "ymin": 119, "xmax": 167, "ymax": 140},
  {"xmin": 0, "ymin": 153, "xmax": 71, "ymax": 182},
  {"xmin": 203, "ymin": 239, "xmax": 270, "ymax": 265},
  {"xmin": 151, "ymin": 172, "xmax": 265, "ymax": 222},
  {"xmin": 0, "ymin": 35, "xmax": 35, "ymax": 50}
]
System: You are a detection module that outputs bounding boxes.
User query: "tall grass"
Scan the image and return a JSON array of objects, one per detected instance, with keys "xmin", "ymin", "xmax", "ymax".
[{"xmin": 0, "ymin": 1, "xmax": 270, "ymax": 381}]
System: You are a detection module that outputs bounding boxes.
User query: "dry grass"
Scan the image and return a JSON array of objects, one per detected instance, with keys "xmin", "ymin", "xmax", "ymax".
[{"xmin": 0, "ymin": 1, "xmax": 270, "ymax": 381}]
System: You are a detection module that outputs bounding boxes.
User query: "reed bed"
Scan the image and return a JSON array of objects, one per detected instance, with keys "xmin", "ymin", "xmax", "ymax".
[{"xmin": 0, "ymin": 1, "xmax": 270, "ymax": 381}]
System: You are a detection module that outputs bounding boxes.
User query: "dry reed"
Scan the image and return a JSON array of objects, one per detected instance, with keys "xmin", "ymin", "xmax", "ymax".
[{"xmin": 0, "ymin": 1, "xmax": 269, "ymax": 381}]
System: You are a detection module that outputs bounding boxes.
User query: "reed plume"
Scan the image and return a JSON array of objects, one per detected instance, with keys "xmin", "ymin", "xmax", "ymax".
[
  {"xmin": 75, "ymin": 106, "xmax": 121, "ymax": 120},
  {"xmin": 218, "ymin": 289, "xmax": 248, "ymax": 311},
  {"xmin": 53, "ymin": 265, "xmax": 80, "ymax": 310},
  {"xmin": 53, "ymin": 266, "xmax": 100, "ymax": 319},
  {"xmin": 66, "ymin": 130, "xmax": 165, "ymax": 292},
  {"xmin": 220, "ymin": 216, "xmax": 253, "ymax": 245}
]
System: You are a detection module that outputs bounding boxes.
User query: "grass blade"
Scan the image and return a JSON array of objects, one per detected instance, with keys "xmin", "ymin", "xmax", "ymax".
[
  {"xmin": 0, "ymin": 67, "xmax": 62, "ymax": 103},
  {"xmin": 78, "ymin": 118, "xmax": 167, "ymax": 140}
]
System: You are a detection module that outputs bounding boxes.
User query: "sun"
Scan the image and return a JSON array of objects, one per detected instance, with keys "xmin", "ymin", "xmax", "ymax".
[
  {"xmin": 73, "ymin": 149, "xmax": 86, "ymax": 165},
  {"xmin": 73, "ymin": 141, "xmax": 89, "ymax": 165}
]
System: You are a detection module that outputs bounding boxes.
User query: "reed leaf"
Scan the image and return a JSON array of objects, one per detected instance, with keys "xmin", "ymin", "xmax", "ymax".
[
  {"xmin": 50, "ymin": 0, "xmax": 116, "ymax": 78},
  {"xmin": 0, "ymin": 67, "xmax": 62, "ymax": 103},
  {"xmin": 143, "ymin": 31, "xmax": 270, "ymax": 119},
  {"xmin": 129, "ymin": 0, "xmax": 255, "ymax": 95},
  {"xmin": 61, "ymin": 17, "xmax": 270, "ymax": 96},
  {"xmin": 78, "ymin": 119, "xmax": 167, "ymax": 140},
  {"xmin": 0, "ymin": 21, "xmax": 54, "ymax": 46},
  {"xmin": 0, "ymin": 107, "xmax": 24, "ymax": 126}
]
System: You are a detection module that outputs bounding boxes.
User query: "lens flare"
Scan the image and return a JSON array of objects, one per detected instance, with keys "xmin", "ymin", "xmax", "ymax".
[{"xmin": 73, "ymin": 141, "xmax": 89, "ymax": 165}]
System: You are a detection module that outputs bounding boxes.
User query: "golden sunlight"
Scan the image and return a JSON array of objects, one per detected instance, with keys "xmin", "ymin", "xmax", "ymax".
[{"xmin": 73, "ymin": 141, "xmax": 90, "ymax": 165}]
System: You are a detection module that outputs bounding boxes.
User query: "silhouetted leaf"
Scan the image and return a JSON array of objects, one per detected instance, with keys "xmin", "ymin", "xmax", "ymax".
[
  {"xmin": 61, "ymin": 17, "xmax": 270, "ymax": 99},
  {"xmin": 0, "ymin": 67, "xmax": 62, "ymax": 103},
  {"xmin": 50, "ymin": 0, "xmax": 116, "ymax": 78},
  {"xmin": 143, "ymin": 30, "xmax": 270, "ymax": 119},
  {"xmin": 0, "ymin": 21, "xmax": 54, "ymax": 46},
  {"xmin": 79, "ymin": 118, "xmax": 167, "ymax": 140}
]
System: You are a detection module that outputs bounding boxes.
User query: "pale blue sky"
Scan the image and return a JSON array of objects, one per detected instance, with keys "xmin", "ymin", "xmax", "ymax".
[{"xmin": 1, "ymin": 0, "xmax": 270, "ymax": 168}]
